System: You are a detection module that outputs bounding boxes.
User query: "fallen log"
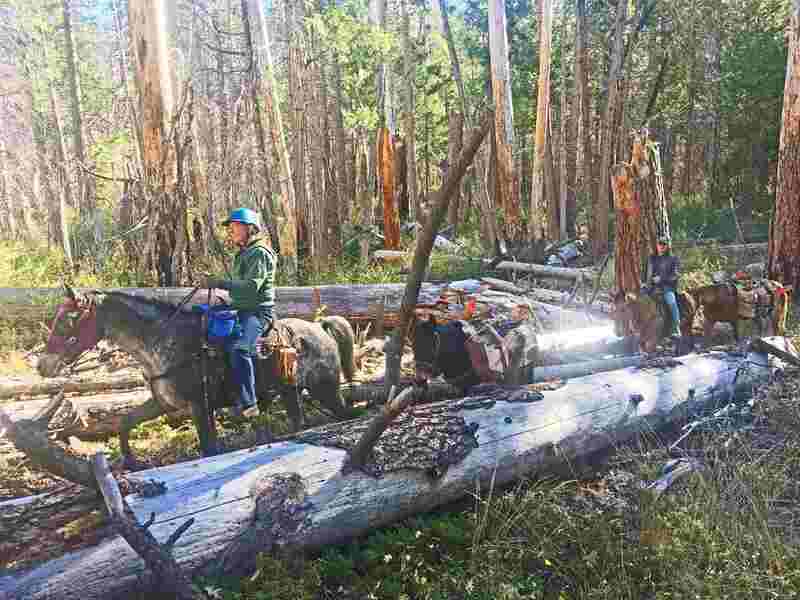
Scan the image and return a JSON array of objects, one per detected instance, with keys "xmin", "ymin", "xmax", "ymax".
[
  {"xmin": 480, "ymin": 278, "xmax": 613, "ymax": 314},
  {"xmin": 2, "ymin": 337, "xmax": 793, "ymax": 600},
  {"xmin": 487, "ymin": 260, "xmax": 594, "ymax": 281},
  {"xmin": 529, "ymin": 355, "xmax": 644, "ymax": 383},
  {"xmin": 2, "ymin": 383, "xmax": 461, "ymax": 440},
  {"xmin": 0, "ymin": 372, "xmax": 146, "ymax": 400},
  {"xmin": 3, "ymin": 390, "xmax": 155, "ymax": 439}
]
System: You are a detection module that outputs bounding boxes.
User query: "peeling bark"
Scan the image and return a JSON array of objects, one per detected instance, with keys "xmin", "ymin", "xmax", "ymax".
[
  {"xmin": 768, "ymin": 0, "xmax": 800, "ymax": 291},
  {"xmin": 488, "ymin": 0, "xmax": 521, "ymax": 239}
]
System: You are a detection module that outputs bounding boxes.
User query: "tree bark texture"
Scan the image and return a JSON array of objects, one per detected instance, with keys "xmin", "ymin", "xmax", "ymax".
[
  {"xmin": 612, "ymin": 134, "xmax": 646, "ymax": 298},
  {"xmin": 447, "ymin": 112, "xmax": 464, "ymax": 231},
  {"xmin": 247, "ymin": 0, "xmax": 299, "ymax": 282},
  {"xmin": 378, "ymin": 128, "xmax": 400, "ymax": 249},
  {"xmin": 594, "ymin": 0, "xmax": 628, "ymax": 258},
  {"xmin": 530, "ymin": 0, "xmax": 554, "ymax": 242},
  {"xmin": 769, "ymin": 0, "xmax": 800, "ymax": 292},
  {"xmin": 61, "ymin": 0, "xmax": 90, "ymax": 218},
  {"xmin": 488, "ymin": 0, "xmax": 521, "ymax": 239},
  {"xmin": 402, "ymin": 0, "xmax": 419, "ymax": 223},
  {"xmin": 438, "ymin": 0, "xmax": 468, "ymax": 121},
  {"xmin": 575, "ymin": 0, "xmax": 593, "ymax": 216}
]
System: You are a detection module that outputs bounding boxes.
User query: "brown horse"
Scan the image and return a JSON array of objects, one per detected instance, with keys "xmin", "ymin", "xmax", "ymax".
[
  {"xmin": 612, "ymin": 290, "xmax": 696, "ymax": 353},
  {"xmin": 689, "ymin": 281, "xmax": 792, "ymax": 342}
]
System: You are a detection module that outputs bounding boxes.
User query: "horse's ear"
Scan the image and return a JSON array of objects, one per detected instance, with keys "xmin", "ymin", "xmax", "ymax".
[{"xmin": 63, "ymin": 282, "xmax": 76, "ymax": 301}]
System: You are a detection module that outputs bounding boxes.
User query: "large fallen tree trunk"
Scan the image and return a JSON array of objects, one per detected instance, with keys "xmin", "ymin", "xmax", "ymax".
[
  {"xmin": 2, "ymin": 337, "xmax": 793, "ymax": 600},
  {"xmin": 480, "ymin": 277, "xmax": 613, "ymax": 314},
  {"xmin": 1, "ymin": 282, "xmax": 589, "ymax": 330},
  {"xmin": 487, "ymin": 260, "xmax": 594, "ymax": 281},
  {"xmin": 0, "ymin": 373, "xmax": 146, "ymax": 400},
  {"xmin": 1, "ymin": 382, "xmax": 462, "ymax": 440}
]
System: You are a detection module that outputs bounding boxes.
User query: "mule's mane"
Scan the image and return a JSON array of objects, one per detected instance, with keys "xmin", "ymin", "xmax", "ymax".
[{"xmin": 102, "ymin": 291, "xmax": 199, "ymax": 322}]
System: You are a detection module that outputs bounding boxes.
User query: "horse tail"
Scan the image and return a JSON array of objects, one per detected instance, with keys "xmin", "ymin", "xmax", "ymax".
[{"xmin": 320, "ymin": 315, "xmax": 356, "ymax": 382}]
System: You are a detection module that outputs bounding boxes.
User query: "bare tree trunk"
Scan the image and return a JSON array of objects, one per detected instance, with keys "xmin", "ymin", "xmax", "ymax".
[
  {"xmin": 0, "ymin": 138, "xmax": 15, "ymax": 239},
  {"xmin": 575, "ymin": 0, "xmax": 593, "ymax": 217},
  {"xmin": 447, "ymin": 112, "xmax": 464, "ymax": 230},
  {"xmin": 402, "ymin": 0, "xmax": 418, "ymax": 223},
  {"xmin": 594, "ymin": 0, "xmax": 628, "ymax": 258},
  {"xmin": 45, "ymin": 62, "xmax": 74, "ymax": 269},
  {"xmin": 371, "ymin": 0, "xmax": 400, "ymax": 250},
  {"xmin": 768, "ymin": 0, "xmax": 800, "ymax": 291},
  {"xmin": 61, "ymin": 0, "xmax": 90, "ymax": 219},
  {"xmin": 129, "ymin": 0, "xmax": 182, "ymax": 285},
  {"xmin": 438, "ymin": 0, "xmax": 468, "ymax": 122},
  {"xmin": 489, "ymin": 0, "xmax": 521, "ymax": 239},
  {"xmin": 331, "ymin": 0, "xmax": 348, "ymax": 241},
  {"xmin": 612, "ymin": 135, "xmax": 645, "ymax": 301},
  {"xmin": 246, "ymin": 0, "xmax": 299, "ymax": 282},
  {"xmin": 683, "ymin": 7, "xmax": 698, "ymax": 199},
  {"xmin": 530, "ymin": 0, "xmax": 554, "ymax": 242},
  {"xmin": 703, "ymin": 7, "xmax": 722, "ymax": 208},
  {"xmin": 318, "ymin": 0, "xmax": 341, "ymax": 264},
  {"xmin": 559, "ymin": 8, "xmax": 571, "ymax": 239}
]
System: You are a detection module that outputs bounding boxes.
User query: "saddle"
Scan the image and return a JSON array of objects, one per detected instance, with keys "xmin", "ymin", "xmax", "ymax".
[{"xmin": 202, "ymin": 308, "xmax": 298, "ymax": 385}]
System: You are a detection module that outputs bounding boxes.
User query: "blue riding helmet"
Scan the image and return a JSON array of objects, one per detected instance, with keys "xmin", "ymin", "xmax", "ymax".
[{"xmin": 223, "ymin": 207, "xmax": 261, "ymax": 232}]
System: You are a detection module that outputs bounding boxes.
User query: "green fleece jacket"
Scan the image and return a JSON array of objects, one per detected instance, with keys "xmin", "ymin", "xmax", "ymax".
[{"xmin": 218, "ymin": 236, "xmax": 276, "ymax": 310}]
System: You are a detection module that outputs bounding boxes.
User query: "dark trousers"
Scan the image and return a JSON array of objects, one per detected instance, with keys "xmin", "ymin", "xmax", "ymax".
[{"xmin": 225, "ymin": 307, "xmax": 274, "ymax": 409}]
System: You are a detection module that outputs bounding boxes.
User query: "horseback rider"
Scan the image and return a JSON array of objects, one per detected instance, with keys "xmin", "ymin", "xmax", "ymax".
[
  {"xmin": 205, "ymin": 207, "xmax": 277, "ymax": 418},
  {"xmin": 644, "ymin": 235, "xmax": 682, "ymax": 339}
]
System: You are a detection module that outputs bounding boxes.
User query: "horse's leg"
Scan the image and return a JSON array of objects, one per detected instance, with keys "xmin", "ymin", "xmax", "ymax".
[
  {"xmin": 280, "ymin": 384, "xmax": 305, "ymax": 432},
  {"xmin": 119, "ymin": 397, "xmax": 167, "ymax": 470},
  {"xmin": 191, "ymin": 398, "xmax": 219, "ymax": 457},
  {"xmin": 314, "ymin": 380, "xmax": 351, "ymax": 420}
]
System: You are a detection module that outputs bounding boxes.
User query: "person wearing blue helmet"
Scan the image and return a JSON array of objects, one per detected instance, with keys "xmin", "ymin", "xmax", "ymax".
[{"xmin": 205, "ymin": 207, "xmax": 277, "ymax": 417}]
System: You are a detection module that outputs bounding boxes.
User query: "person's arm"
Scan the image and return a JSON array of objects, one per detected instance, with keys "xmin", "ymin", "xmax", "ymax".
[{"xmin": 218, "ymin": 249, "xmax": 275, "ymax": 295}]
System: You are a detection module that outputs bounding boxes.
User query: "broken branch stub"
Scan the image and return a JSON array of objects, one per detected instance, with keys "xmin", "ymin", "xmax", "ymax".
[
  {"xmin": 345, "ymin": 385, "xmax": 420, "ymax": 473},
  {"xmin": 91, "ymin": 453, "xmax": 202, "ymax": 600}
]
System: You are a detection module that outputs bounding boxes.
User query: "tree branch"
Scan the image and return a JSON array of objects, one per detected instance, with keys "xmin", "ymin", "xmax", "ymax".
[
  {"xmin": 344, "ymin": 386, "xmax": 420, "ymax": 473},
  {"xmin": 92, "ymin": 453, "xmax": 203, "ymax": 600}
]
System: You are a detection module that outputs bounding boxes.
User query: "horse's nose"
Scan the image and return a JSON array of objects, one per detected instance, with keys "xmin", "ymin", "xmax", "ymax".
[{"xmin": 37, "ymin": 354, "xmax": 63, "ymax": 378}]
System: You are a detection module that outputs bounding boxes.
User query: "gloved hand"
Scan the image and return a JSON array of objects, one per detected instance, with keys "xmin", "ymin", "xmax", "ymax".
[{"xmin": 652, "ymin": 275, "xmax": 662, "ymax": 285}]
